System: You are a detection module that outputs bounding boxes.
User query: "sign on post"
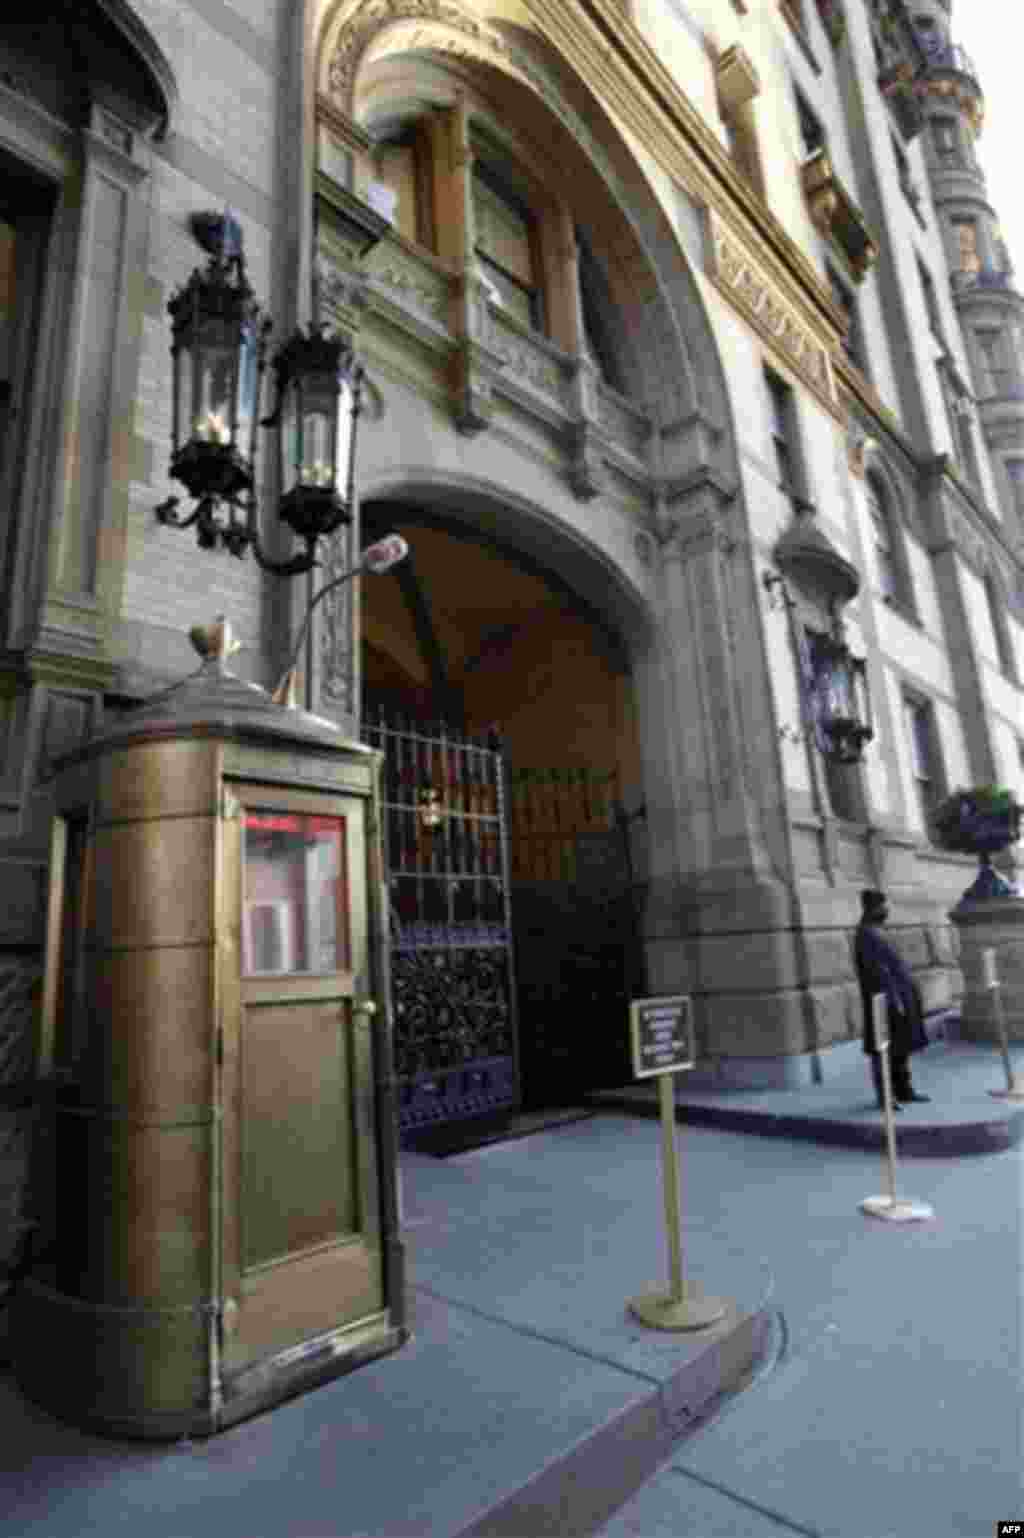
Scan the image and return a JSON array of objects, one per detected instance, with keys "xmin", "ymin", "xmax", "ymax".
[
  {"xmin": 626, "ymin": 995, "xmax": 725, "ymax": 1332},
  {"xmin": 629, "ymin": 995, "xmax": 695, "ymax": 1080}
]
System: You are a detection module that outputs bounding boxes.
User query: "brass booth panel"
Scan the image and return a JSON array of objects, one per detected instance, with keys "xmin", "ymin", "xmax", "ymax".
[
  {"xmin": 219, "ymin": 784, "xmax": 385, "ymax": 1382},
  {"xmin": 14, "ymin": 671, "xmax": 405, "ymax": 1438}
]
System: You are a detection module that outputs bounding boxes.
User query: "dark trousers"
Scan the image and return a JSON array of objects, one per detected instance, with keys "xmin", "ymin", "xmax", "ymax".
[{"xmin": 870, "ymin": 1051, "xmax": 913, "ymax": 1105}]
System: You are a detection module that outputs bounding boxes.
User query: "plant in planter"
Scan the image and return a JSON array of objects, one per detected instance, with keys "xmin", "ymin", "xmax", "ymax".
[{"xmin": 930, "ymin": 785, "xmax": 1022, "ymax": 901}]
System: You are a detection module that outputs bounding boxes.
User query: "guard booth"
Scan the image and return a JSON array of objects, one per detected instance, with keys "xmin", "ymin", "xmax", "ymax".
[{"xmin": 12, "ymin": 623, "xmax": 406, "ymax": 1438}]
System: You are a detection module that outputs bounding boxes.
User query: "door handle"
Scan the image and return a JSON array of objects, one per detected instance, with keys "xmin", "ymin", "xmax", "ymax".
[{"xmin": 353, "ymin": 998, "xmax": 378, "ymax": 1017}]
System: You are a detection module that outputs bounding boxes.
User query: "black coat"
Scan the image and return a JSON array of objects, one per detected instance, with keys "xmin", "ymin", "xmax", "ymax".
[{"xmin": 854, "ymin": 920, "xmax": 928, "ymax": 1057}]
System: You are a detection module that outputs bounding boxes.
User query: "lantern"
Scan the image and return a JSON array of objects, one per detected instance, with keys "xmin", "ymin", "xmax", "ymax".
[
  {"xmin": 809, "ymin": 631, "xmax": 874, "ymax": 764},
  {"xmin": 162, "ymin": 215, "xmax": 267, "ymax": 551},
  {"xmin": 264, "ymin": 327, "xmax": 361, "ymax": 558}
]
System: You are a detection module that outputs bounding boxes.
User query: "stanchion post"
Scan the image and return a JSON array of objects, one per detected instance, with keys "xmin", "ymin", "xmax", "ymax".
[
  {"xmin": 982, "ymin": 948, "xmax": 1024, "ymax": 1100},
  {"xmin": 860, "ymin": 994, "xmax": 934, "ymax": 1224},
  {"xmin": 658, "ymin": 1071, "xmax": 685, "ymax": 1306},
  {"xmin": 626, "ymin": 995, "xmax": 728, "ymax": 1332}
]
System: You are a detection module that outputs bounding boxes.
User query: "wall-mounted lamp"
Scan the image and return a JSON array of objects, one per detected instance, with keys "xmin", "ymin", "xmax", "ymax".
[
  {"xmin": 155, "ymin": 209, "xmax": 384, "ymax": 578},
  {"xmin": 763, "ymin": 567, "xmax": 874, "ymax": 766}
]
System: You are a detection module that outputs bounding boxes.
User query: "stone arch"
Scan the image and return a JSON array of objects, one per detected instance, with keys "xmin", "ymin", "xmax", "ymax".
[
  {"xmin": 357, "ymin": 464, "xmax": 656, "ymax": 667},
  {"xmin": 315, "ymin": 0, "xmax": 737, "ymax": 474}
]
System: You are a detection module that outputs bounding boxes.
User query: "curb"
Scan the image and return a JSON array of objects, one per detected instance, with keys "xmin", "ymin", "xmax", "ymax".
[
  {"xmin": 588, "ymin": 1092, "xmax": 1024, "ymax": 1157},
  {"xmin": 452, "ymin": 1305, "xmax": 779, "ymax": 1538}
]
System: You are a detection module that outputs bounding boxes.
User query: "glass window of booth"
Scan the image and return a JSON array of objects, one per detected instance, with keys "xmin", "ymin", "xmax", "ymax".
[{"xmin": 242, "ymin": 811, "xmax": 350, "ymax": 975}]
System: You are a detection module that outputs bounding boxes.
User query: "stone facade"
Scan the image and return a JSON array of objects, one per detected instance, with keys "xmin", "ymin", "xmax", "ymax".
[{"xmin": 0, "ymin": 0, "xmax": 1021, "ymax": 1213}]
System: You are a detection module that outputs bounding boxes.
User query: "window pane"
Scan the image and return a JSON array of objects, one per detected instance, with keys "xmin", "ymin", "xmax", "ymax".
[
  {"xmin": 243, "ymin": 811, "xmax": 349, "ymax": 974},
  {"xmin": 477, "ymin": 255, "xmax": 537, "ymax": 329},
  {"xmin": 374, "ymin": 142, "xmax": 419, "ymax": 247},
  {"xmin": 473, "ymin": 173, "xmax": 534, "ymax": 287}
]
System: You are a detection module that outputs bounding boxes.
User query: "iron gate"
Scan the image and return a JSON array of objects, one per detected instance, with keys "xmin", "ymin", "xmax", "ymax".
[
  {"xmin": 363, "ymin": 712, "xmax": 519, "ymax": 1132},
  {"xmin": 507, "ymin": 768, "xmax": 643, "ymax": 1102}
]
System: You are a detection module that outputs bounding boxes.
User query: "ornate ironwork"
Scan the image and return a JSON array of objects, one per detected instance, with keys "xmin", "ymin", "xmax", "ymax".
[{"xmin": 363, "ymin": 711, "xmax": 518, "ymax": 1129}]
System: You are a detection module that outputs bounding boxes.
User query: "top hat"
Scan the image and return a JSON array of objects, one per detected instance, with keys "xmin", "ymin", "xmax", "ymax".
[{"xmin": 860, "ymin": 888, "xmax": 888, "ymax": 917}]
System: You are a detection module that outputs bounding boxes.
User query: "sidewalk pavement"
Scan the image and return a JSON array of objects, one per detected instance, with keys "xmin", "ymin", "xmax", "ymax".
[{"xmin": 0, "ymin": 1042, "xmax": 1020, "ymax": 1538}]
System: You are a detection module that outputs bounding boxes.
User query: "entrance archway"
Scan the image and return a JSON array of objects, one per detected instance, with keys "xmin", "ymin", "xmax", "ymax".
[{"xmin": 361, "ymin": 498, "xmax": 646, "ymax": 1126}]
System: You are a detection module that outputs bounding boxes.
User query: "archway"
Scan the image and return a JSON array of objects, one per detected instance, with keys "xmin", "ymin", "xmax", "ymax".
[
  {"xmin": 361, "ymin": 496, "xmax": 647, "ymax": 1127},
  {"xmin": 312, "ymin": 0, "xmax": 787, "ymax": 1112}
]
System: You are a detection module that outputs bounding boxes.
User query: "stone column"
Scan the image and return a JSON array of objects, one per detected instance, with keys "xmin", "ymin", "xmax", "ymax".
[
  {"xmin": 646, "ymin": 480, "xmax": 803, "ymax": 1076},
  {"xmin": 951, "ymin": 897, "xmax": 1024, "ymax": 1042},
  {"xmin": 437, "ymin": 97, "xmax": 505, "ymax": 436}
]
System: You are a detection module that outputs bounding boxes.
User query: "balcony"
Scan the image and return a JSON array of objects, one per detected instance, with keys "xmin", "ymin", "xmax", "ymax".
[
  {"xmin": 800, "ymin": 151, "xmax": 879, "ymax": 280},
  {"xmin": 924, "ymin": 42, "xmax": 981, "ymax": 94}
]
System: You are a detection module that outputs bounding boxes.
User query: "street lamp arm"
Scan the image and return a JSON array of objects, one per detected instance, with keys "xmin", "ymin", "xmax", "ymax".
[{"xmin": 272, "ymin": 533, "xmax": 409, "ymax": 706}]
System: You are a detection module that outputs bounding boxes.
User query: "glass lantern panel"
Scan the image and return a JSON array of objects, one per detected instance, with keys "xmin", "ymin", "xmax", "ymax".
[
  {"xmin": 175, "ymin": 341, "xmax": 195, "ymax": 454},
  {"xmin": 852, "ymin": 662, "xmax": 872, "ymax": 735},
  {"xmin": 299, "ymin": 376, "xmax": 338, "ymax": 488},
  {"xmin": 195, "ymin": 316, "xmax": 239, "ymax": 443},
  {"xmin": 280, "ymin": 378, "xmax": 300, "ymax": 496},
  {"xmin": 336, "ymin": 377, "xmax": 354, "ymax": 499},
  {"xmin": 242, "ymin": 811, "xmax": 349, "ymax": 975},
  {"xmin": 234, "ymin": 321, "xmax": 259, "ymax": 455},
  {"xmin": 820, "ymin": 651, "xmax": 854, "ymax": 722}
]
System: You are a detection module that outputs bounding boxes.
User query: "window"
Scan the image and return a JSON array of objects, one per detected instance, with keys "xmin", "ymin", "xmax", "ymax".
[
  {"xmin": 795, "ymin": 90, "xmax": 825, "ymax": 158},
  {"xmin": 951, "ymin": 396, "xmax": 981, "ymax": 485},
  {"xmin": 368, "ymin": 125, "xmax": 436, "ymax": 251},
  {"xmin": 828, "ymin": 263, "xmax": 868, "ymax": 375},
  {"xmin": 577, "ymin": 230, "xmax": 625, "ymax": 393},
  {"xmin": 918, "ymin": 258, "xmax": 944, "ymax": 344},
  {"xmin": 973, "ymin": 327, "xmax": 1017, "ymax": 399},
  {"xmin": 931, "ymin": 116, "xmax": 959, "ymax": 162},
  {"xmin": 937, "ymin": 362, "xmax": 981, "ymax": 485},
  {"xmin": 472, "ymin": 162, "xmax": 543, "ymax": 332},
  {"xmin": 903, "ymin": 693, "xmax": 944, "ymax": 831},
  {"xmin": 1005, "ymin": 458, "xmax": 1024, "ymax": 522},
  {"xmin": 984, "ymin": 573, "xmax": 1017, "ymax": 680},
  {"xmin": 765, "ymin": 367, "xmax": 800, "ymax": 497},
  {"xmin": 950, "ymin": 215, "xmax": 981, "ymax": 275},
  {"xmin": 891, "ymin": 133, "xmax": 920, "ymax": 216},
  {"xmin": 866, "ymin": 476, "xmax": 902, "ymax": 604}
]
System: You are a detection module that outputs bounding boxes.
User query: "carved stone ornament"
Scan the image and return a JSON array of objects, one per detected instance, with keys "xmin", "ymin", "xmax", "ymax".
[
  {"xmin": 315, "ymin": 250, "xmax": 371, "ymax": 325},
  {"xmin": 325, "ymin": 0, "xmax": 633, "ymax": 225},
  {"xmin": 319, "ymin": 528, "xmax": 355, "ymax": 719},
  {"xmin": 483, "ymin": 313, "xmax": 563, "ymax": 400},
  {"xmin": 367, "ymin": 251, "xmax": 450, "ymax": 321},
  {"xmin": 568, "ymin": 422, "xmax": 606, "ymax": 502},
  {"xmin": 705, "ymin": 209, "xmax": 837, "ymax": 415}
]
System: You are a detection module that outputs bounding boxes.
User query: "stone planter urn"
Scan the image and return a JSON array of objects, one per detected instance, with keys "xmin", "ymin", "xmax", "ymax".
[{"xmin": 939, "ymin": 789, "xmax": 1024, "ymax": 1044}]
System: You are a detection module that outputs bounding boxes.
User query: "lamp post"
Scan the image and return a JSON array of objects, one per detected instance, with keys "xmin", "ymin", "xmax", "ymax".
[{"xmin": 155, "ymin": 210, "xmax": 402, "ymax": 710}]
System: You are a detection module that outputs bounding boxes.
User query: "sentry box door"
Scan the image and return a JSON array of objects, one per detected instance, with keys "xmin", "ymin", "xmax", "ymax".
[{"xmin": 219, "ymin": 783, "xmax": 385, "ymax": 1377}]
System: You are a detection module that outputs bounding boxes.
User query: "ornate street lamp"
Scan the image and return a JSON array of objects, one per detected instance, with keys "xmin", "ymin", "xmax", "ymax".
[
  {"xmin": 763, "ymin": 499, "xmax": 874, "ymax": 766},
  {"xmin": 805, "ymin": 627, "xmax": 874, "ymax": 764},
  {"xmin": 156, "ymin": 211, "xmax": 373, "ymax": 578}
]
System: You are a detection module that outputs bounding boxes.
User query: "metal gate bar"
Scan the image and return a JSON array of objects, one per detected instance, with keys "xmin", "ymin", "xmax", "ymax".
[{"xmin": 363, "ymin": 712, "xmax": 519, "ymax": 1130}]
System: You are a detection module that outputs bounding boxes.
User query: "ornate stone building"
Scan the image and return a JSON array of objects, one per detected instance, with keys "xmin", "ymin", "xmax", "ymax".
[{"xmin": 0, "ymin": 0, "xmax": 1022, "ymax": 1194}]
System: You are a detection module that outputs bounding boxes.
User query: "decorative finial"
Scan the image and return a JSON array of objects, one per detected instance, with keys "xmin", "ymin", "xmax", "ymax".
[{"xmin": 188, "ymin": 616, "xmax": 243, "ymax": 664}]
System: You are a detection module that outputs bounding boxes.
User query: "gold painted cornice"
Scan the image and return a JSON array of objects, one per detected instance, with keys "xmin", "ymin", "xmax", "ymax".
[{"xmin": 524, "ymin": 0, "xmax": 846, "ymax": 344}]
